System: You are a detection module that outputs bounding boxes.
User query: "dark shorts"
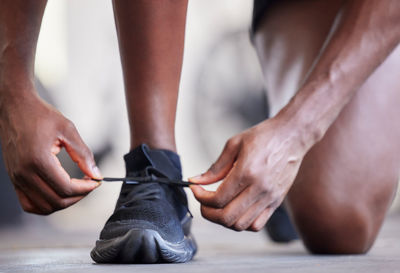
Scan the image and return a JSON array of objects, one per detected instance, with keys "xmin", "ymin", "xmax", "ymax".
[{"xmin": 251, "ymin": 0, "xmax": 278, "ymax": 36}]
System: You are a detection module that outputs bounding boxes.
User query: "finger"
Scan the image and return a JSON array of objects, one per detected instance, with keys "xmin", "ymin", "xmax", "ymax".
[
  {"xmin": 190, "ymin": 162, "xmax": 247, "ymax": 208},
  {"xmin": 15, "ymin": 185, "xmax": 53, "ymax": 215},
  {"xmin": 190, "ymin": 185, "xmax": 213, "ymax": 203},
  {"xmin": 28, "ymin": 174, "xmax": 88, "ymax": 210},
  {"xmin": 60, "ymin": 121, "xmax": 102, "ymax": 179},
  {"xmin": 70, "ymin": 178, "xmax": 102, "ymax": 195},
  {"xmin": 248, "ymin": 207, "xmax": 275, "ymax": 232},
  {"xmin": 15, "ymin": 187, "xmax": 36, "ymax": 214},
  {"xmin": 234, "ymin": 199, "xmax": 270, "ymax": 232},
  {"xmin": 190, "ymin": 184, "xmax": 239, "ymax": 208},
  {"xmin": 199, "ymin": 186, "xmax": 261, "ymax": 229},
  {"xmin": 189, "ymin": 138, "xmax": 240, "ymax": 185},
  {"xmin": 36, "ymin": 154, "xmax": 100, "ymax": 197}
]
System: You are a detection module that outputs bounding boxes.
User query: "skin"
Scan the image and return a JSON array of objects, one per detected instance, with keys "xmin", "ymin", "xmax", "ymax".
[
  {"xmin": 190, "ymin": 0, "xmax": 400, "ymax": 254},
  {"xmin": 255, "ymin": 0, "xmax": 400, "ymax": 253},
  {"xmin": 0, "ymin": 0, "xmax": 102, "ymax": 215},
  {"xmin": 112, "ymin": 0, "xmax": 187, "ymax": 152}
]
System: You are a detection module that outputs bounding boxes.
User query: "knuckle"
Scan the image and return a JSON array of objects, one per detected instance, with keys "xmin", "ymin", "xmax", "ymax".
[
  {"xmin": 200, "ymin": 206, "xmax": 208, "ymax": 219},
  {"xmin": 233, "ymin": 222, "xmax": 247, "ymax": 231},
  {"xmin": 250, "ymin": 222, "xmax": 264, "ymax": 232},
  {"xmin": 29, "ymin": 154, "xmax": 44, "ymax": 168},
  {"xmin": 59, "ymin": 187, "xmax": 73, "ymax": 198},
  {"xmin": 12, "ymin": 173, "xmax": 33, "ymax": 191},
  {"xmin": 269, "ymin": 194, "xmax": 281, "ymax": 205},
  {"xmin": 220, "ymin": 212, "xmax": 235, "ymax": 227},
  {"xmin": 213, "ymin": 196, "xmax": 226, "ymax": 209},
  {"xmin": 38, "ymin": 203, "xmax": 56, "ymax": 215},
  {"xmin": 54, "ymin": 198, "xmax": 68, "ymax": 210},
  {"xmin": 208, "ymin": 162, "xmax": 218, "ymax": 174},
  {"xmin": 242, "ymin": 168, "xmax": 257, "ymax": 182},
  {"xmin": 23, "ymin": 204, "xmax": 53, "ymax": 215},
  {"xmin": 13, "ymin": 163, "xmax": 29, "ymax": 177},
  {"xmin": 11, "ymin": 170, "xmax": 26, "ymax": 183},
  {"xmin": 257, "ymin": 183, "xmax": 271, "ymax": 195},
  {"xmin": 21, "ymin": 203, "xmax": 34, "ymax": 213},
  {"xmin": 18, "ymin": 155, "xmax": 44, "ymax": 173},
  {"xmin": 226, "ymin": 137, "xmax": 239, "ymax": 149},
  {"xmin": 208, "ymin": 162, "xmax": 217, "ymax": 173},
  {"xmin": 254, "ymin": 179, "xmax": 272, "ymax": 195},
  {"xmin": 225, "ymin": 139, "xmax": 234, "ymax": 149},
  {"xmin": 64, "ymin": 119, "xmax": 77, "ymax": 133},
  {"xmin": 39, "ymin": 208, "xmax": 54, "ymax": 216}
]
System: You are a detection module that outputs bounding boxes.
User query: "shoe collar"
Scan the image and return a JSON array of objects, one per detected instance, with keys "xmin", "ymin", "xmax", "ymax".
[{"xmin": 124, "ymin": 144, "xmax": 182, "ymax": 180}]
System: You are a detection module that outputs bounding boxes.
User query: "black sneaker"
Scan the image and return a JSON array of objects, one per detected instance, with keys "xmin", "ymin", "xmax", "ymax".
[{"xmin": 91, "ymin": 144, "xmax": 197, "ymax": 263}]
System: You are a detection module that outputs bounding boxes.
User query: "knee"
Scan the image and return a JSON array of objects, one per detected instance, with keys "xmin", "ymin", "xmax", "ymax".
[{"xmin": 291, "ymin": 201, "xmax": 376, "ymax": 255}]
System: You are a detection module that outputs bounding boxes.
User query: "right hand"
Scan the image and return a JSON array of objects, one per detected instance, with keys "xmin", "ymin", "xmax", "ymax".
[{"xmin": 0, "ymin": 87, "xmax": 102, "ymax": 215}]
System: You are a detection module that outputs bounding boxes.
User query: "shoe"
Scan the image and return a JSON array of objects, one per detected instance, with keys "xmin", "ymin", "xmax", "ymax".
[
  {"xmin": 265, "ymin": 205, "xmax": 298, "ymax": 243},
  {"xmin": 91, "ymin": 144, "xmax": 197, "ymax": 263}
]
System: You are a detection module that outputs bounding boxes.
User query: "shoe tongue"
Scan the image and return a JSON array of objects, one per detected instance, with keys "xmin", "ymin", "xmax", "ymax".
[{"xmin": 124, "ymin": 144, "xmax": 182, "ymax": 180}]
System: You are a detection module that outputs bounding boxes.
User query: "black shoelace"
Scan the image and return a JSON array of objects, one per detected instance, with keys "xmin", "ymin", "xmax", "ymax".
[{"xmin": 92, "ymin": 174, "xmax": 195, "ymax": 187}]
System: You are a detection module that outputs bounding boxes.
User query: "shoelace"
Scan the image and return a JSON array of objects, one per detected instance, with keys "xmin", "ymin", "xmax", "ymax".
[
  {"xmin": 92, "ymin": 174, "xmax": 195, "ymax": 187},
  {"xmin": 104, "ymin": 173, "xmax": 193, "ymax": 217}
]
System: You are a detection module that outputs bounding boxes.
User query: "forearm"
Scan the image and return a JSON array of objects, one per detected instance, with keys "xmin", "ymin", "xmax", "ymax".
[
  {"xmin": 277, "ymin": 0, "xmax": 400, "ymax": 149},
  {"xmin": 0, "ymin": 0, "xmax": 47, "ymax": 107}
]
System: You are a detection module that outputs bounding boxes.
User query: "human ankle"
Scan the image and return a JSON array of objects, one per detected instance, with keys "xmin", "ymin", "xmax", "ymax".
[{"xmin": 130, "ymin": 138, "xmax": 176, "ymax": 152}]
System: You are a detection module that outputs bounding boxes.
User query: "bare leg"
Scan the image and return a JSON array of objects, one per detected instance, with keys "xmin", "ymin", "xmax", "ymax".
[
  {"xmin": 112, "ymin": 0, "xmax": 188, "ymax": 152},
  {"xmin": 254, "ymin": 0, "xmax": 400, "ymax": 253}
]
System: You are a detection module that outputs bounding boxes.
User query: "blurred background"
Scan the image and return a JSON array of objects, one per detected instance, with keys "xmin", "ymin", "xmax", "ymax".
[{"xmin": 0, "ymin": 0, "xmax": 399, "ymax": 239}]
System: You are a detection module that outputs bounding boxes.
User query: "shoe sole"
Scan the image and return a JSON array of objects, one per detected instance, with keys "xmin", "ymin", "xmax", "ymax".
[{"xmin": 90, "ymin": 229, "xmax": 197, "ymax": 263}]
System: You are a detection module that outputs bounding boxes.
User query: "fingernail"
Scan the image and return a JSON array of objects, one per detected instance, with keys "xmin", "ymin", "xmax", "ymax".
[
  {"xmin": 92, "ymin": 166, "xmax": 102, "ymax": 179},
  {"xmin": 189, "ymin": 175, "xmax": 202, "ymax": 182},
  {"xmin": 95, "ymin": 182, "xmax": 102, "ymax": 188}
]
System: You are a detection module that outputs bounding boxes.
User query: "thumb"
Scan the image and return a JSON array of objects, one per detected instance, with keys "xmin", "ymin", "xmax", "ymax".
[
  {"xmin": 189, "ymin": 138, "xmax": 240, "ymax": 185},
  {"xmin": 60, "ymin": 121, "xmax": 102, "ymax": 179}
]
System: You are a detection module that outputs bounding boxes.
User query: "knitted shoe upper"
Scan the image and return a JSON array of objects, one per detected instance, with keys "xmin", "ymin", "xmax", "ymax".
[{"xmin": 99, "ymin": 144, "xmax": 190, "ymax": 243}]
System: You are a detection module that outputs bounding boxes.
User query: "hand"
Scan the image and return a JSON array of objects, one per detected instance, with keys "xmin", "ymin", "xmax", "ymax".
[
  {"xmin": 0, "ymin": 87, "xmax": 102, "ymax": 215},
  {"xmin": 190, "ymin": 117, "xmax": 307, "ymax": 231}
]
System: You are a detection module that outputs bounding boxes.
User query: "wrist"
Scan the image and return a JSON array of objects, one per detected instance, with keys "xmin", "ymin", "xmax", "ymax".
[
  {"xmin": 0, "ymin": 53, "xmax": 36, "ymax": 97},
  {"xmin": 0, "ymin": 64, "xmax": 34, "ymax": 90},
  {"xmin": 0, "ymin": 43, "xmax": 35, "ymax": 76},
  {"xmin": 273, "ymin": 91, "xmax": 326, "ymax": 153},
  {"xmin": 0, "ymin": 79, "xmax": 37, "ymax": 119}
]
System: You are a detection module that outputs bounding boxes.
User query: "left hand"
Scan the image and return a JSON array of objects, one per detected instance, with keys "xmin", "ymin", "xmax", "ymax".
[{"xmin": 189, "ymin": 117, "xmax": 308, "ymax": 231}]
